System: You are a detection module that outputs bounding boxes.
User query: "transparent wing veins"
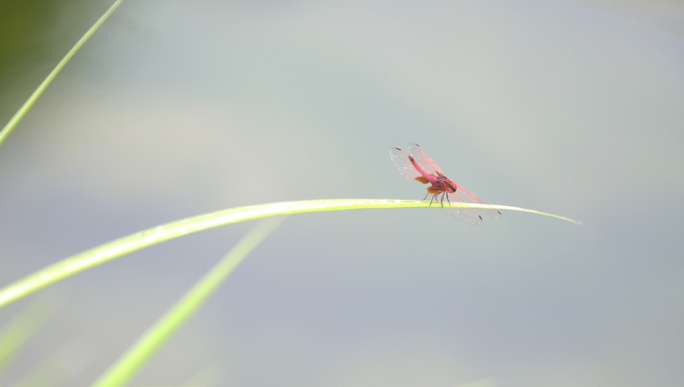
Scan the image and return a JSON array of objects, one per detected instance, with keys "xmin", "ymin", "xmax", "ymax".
[
  {"xmin": 407, "ymin": 143, "xmax": 443, "ymax": 176},
  {"xmin": 450, "ymin": 184, "xmax": 503, "ymax": 219},
  {"xmin": 388, "ymin": 148, "xmax": 424, "ymax": 182}
]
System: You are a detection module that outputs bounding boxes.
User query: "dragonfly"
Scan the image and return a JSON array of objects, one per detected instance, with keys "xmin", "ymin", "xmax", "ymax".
[{"xmin": 389, "ymin": 143, "xmax": 502, "ymax": 226}]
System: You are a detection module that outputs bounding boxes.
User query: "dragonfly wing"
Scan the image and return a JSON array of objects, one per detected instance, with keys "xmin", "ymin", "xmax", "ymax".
[
  {"xmin": 389, "ymin": 148, "xmax": 425, "ymax": 182},
  {"xmin": 441, "ymin": 192, "xmax": 484, "ymax": 226},
  {"xmin": 407, "ymin": 143, "xmax": 443, "ymax": 175},
  {"xmin": 451, "ymin": 183, "xmax": 503, "ymax": 219}
]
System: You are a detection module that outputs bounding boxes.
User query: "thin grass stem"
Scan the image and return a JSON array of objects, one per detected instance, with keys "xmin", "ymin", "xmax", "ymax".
[
  {"xmin": 0, "ymin": 0, "xmax": 124, "ymax": 148},
  {"xmin": 0, "ymin": 199, "xmax": 580, "ymax": 310},
  {"xmin": 0, "ymin": 298, "xmax": 55, "ymax": 373},
  {"xmin": 91, "ymin": 218, "xmax": 284, "ymax": 387}
]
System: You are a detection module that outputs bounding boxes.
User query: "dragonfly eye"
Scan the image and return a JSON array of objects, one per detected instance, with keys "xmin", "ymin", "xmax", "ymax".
[{"xmin": 447, "ymin": 182, "xmax": 456, "ymax": 191}]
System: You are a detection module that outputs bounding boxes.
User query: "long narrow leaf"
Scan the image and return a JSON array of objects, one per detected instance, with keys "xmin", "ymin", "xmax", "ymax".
[
  {"xmin": 0, "ymin": 298, "xmax": 54, "ymax": 373},
  {"xmin": 0, "ymin": 0, "xmax": 124, "ymax": 148},
  {"xmin": 91, "ymin": 218, "xmax": 284, "ymax": 387},
  {"xmin": 0, "ymin": 199, "xmax": 580, "ymax": 310}
]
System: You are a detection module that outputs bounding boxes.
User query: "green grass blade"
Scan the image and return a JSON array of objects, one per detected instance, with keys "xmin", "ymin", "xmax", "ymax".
[
  {"xmin": 0, "ymin": 298, "xmax": 54, "ymax": 374},
  {"xmin": 12, "ymin": 351, "xmax": 69, "ymax": 387},
  {"xmin": 0, "ymin": 199, "xmax": 580, "ymax": 310},
  {"xmin": 91, "ymin": 218, "xmax": 284, "ymax": 387},
  {"xmin": 181, "ymin": 364, "xmax": 222, "ymax": 387},
  {"xmin": 0, "ymin": 0, "xmax": 124, "ymax": 148}
]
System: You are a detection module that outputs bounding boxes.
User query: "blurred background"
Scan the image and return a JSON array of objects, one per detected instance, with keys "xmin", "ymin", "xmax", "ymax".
[{"xmin": 1, "ymin": 0, "xmax": 683, "ymax": 386}]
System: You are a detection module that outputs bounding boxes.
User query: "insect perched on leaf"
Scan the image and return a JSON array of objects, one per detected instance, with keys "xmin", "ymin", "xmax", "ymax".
[{"xmin": 389, "ymin": 143, "xmax": 502, "ymax": 226}]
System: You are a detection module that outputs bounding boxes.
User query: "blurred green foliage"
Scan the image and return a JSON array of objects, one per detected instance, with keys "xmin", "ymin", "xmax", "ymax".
[{"xmin": 0, "ymin": 0, "xmax": 109, "ymax": 121}]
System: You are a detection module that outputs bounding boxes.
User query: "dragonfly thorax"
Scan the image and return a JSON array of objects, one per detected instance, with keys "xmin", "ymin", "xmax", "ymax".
[{"xmin": 427, "ymin": 176, "xmax": 457, "ymax": 194}]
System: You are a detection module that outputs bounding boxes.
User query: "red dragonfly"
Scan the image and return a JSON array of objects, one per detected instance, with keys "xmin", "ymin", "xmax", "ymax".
[{"xmin": 389, "ymin": 143, "xmax": 502, "ymax": 226}]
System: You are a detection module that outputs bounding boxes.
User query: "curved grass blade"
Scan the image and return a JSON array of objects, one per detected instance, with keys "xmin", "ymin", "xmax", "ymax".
[
  {"xmin": 0, "ymin": 199, "xmax": 580, "ymax": 310},
  {"xmin": 0, "ymin": 0, "xmax": 125, "ymax": 148},
  {"xmin": 91, "ymin": 218, "xmax": 284, "ymax": 387}
]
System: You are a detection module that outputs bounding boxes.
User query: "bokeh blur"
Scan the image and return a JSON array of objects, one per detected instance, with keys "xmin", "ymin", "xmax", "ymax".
[{"xmin": 1, "ymin": 0, "xmax": 683, "ymax": 386}]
